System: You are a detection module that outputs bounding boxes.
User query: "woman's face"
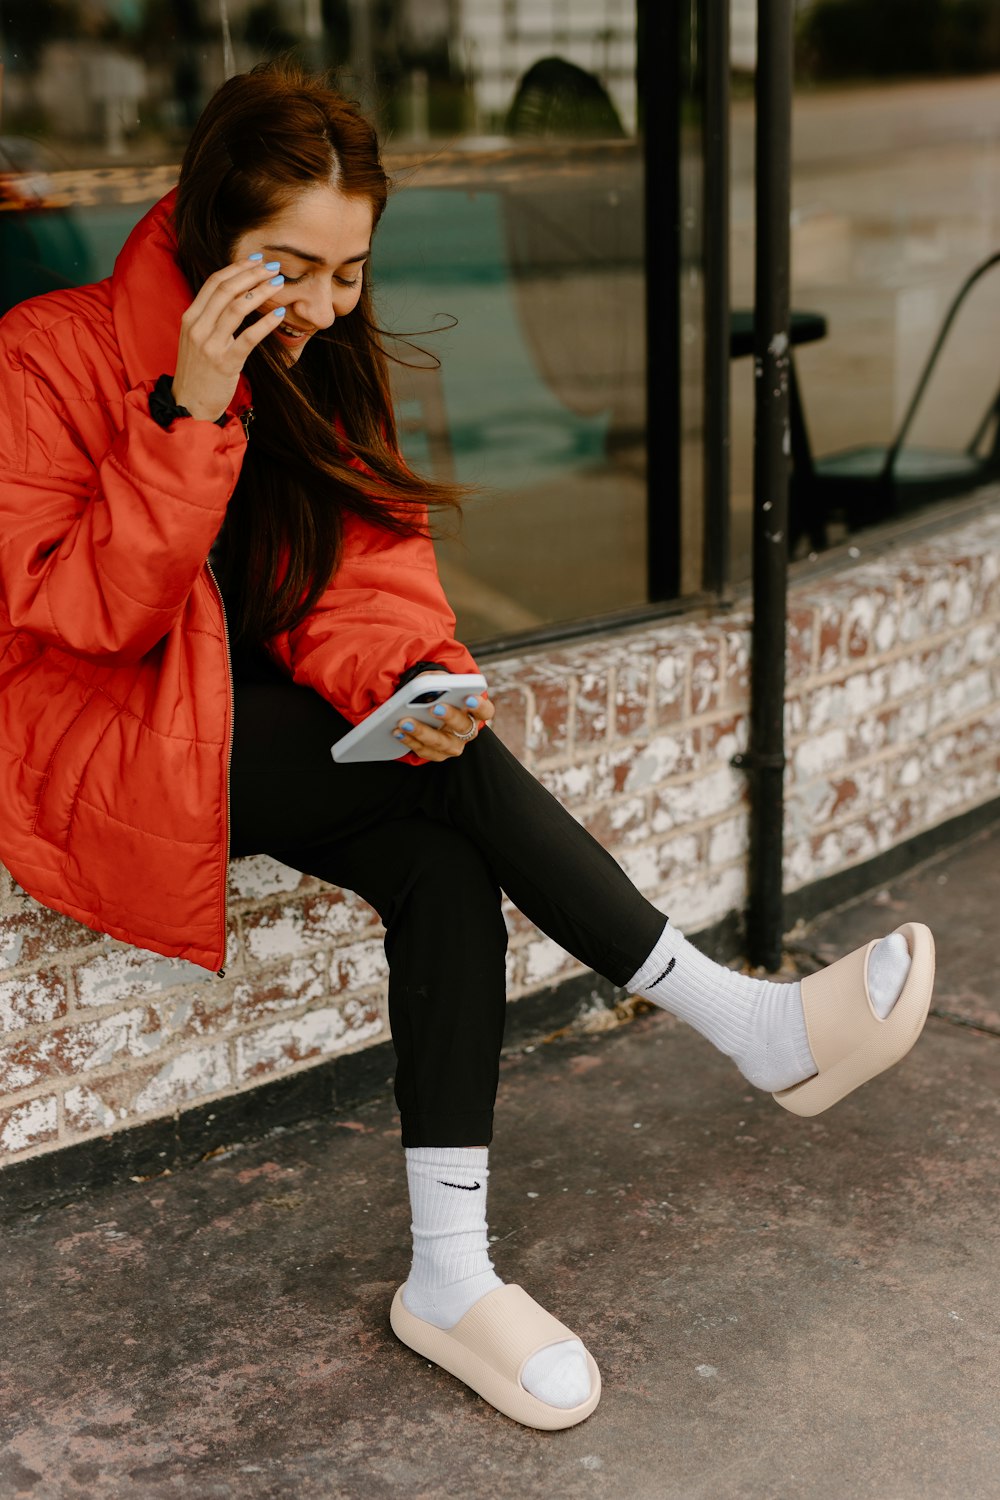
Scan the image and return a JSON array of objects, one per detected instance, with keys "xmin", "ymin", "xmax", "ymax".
[{"xmin": 231, "ymin": 182, "xmax": 375, "ymax": 362}]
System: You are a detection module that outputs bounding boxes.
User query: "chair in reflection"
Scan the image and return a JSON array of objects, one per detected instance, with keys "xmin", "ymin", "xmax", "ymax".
[
  {"xmin": 794, "ymin": 250, "xmax": 1000, "ymax": 544},
  {"xmin": 501, "ymin": 59, "xmax": 645, "ymax": 463}
]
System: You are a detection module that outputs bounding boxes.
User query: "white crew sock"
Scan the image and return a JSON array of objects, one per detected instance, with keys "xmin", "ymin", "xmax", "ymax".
[
  {"xmin": 628, "ymin": 920, "xmax": 911, "ymax": 1093},
  {"xmin": 402, "ymin": 1146, "xmax": 591, "ymax": 1409}
]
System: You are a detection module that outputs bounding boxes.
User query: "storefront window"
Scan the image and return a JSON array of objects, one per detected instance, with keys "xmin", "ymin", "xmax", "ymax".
[
  {"xmin": 0, "ymin": 1, "xmax": 668, "ymax": 646},
  {"xmin": 728, "ymin": 0, "xmax": 1000, "ymax": 580}
]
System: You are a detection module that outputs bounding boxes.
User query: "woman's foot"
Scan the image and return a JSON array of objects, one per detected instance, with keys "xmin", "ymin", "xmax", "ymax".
[
  {"xmin": 628, "ymin": 921, "xmax": 913, "ymax": 1093},
  {"xmin": 402, "ymin": 1146, "xmax": 593, "ymax": 1410}
]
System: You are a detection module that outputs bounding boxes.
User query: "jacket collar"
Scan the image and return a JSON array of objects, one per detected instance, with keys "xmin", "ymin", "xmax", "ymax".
[{"xmin": 111, "ymin": 187, "xmax": 251, "ymax": 414}]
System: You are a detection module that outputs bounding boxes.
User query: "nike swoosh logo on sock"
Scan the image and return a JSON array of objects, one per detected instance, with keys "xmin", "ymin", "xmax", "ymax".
[
  {"xmin": 438, "ymin": 1180, "xmax": 481, "ymax": 1190},
  {"xmin": 650, "ymin": 955, "xmax": 676, "ymax": 987}
]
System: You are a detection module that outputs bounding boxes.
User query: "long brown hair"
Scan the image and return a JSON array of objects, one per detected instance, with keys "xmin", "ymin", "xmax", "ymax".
[{"xmin": 172, "ymin": 60, "xmax": 463, "ymax": 648}]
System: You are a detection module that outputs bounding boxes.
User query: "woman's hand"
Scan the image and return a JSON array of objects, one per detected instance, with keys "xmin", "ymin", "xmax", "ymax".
[
  {"xmin": 172, "ymin": 256, "xmax": 287, "ymax": 421},
  {"xmin": 394, "ymin": 686, "xmax": 495, "ymax": 762}
]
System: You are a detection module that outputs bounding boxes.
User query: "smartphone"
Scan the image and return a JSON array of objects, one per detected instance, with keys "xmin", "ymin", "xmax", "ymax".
[{"xmin": 331, "ymin": 673, "xmax": 488, "ymax": 764}]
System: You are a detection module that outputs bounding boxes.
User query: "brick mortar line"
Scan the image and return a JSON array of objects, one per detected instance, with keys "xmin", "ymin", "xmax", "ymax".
[
  {"xmin": 787, "ymin": 712, "xmax": 1000, "ymax": 790},
  {"xmin": 785, "ymin": 682, "xmax": 1000, "ymax": 747},
  {"xmin": 789, "ymin": 635, "xmax": 1000, "ymax": 699},
  {"xmin": 5, "ymin": 952, "xmax": 623, "ymax": 1154},
  {"xmin": 0, "ymin": 986, "xmax": 391, "ymax": 1106},
  {"xmin": 0, "ymin": 921, "xmax": 378, "ymax": 999},
  {"xmin": 785, "ymin": 786, "xmax": 1000, "ymax": 876},
  {"xmin": 0, "ymin": 969, "xmax": 389, "ymax": 1046},
  {"xmin": 530, "ymin": 648, "xmax": 998, "ymax": 773}
]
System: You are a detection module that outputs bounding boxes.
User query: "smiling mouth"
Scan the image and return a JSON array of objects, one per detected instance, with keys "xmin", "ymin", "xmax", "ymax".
[{"xmin": 277, "ymin": 324, "xmax": 311, "ymax": 339}]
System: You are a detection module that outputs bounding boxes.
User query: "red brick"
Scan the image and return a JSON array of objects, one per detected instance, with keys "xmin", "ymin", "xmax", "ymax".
[
  {"xmin": 233, "ymin": 954, "xmax": 332, "ymax": 1025},
  {"xmin": 0, "ymin": 1094, "xmax": 58, "ymax": 1157},
  {"xmin": 73, "ymin": 941, "xmax": 232, "ymax": 1009},
  {"xmin": 0, "ymin": 966, "xmax": 69, "ymax": 1033},
  {"xmin": 0, "ymin": 991, "xmax": 240, "ymax": 1094},
  {"xmin": 595, "ymin": 736, "xmax": 698, "ymax": 797},
  {"xmin": 581, "ymin": 795, "xmax": 650, "ymax": 849},
  {"xmin": 63, "ymin": 1046, "xmax": 233, "ymax": 1133},
  {"xmin": 233, "ymin": 998, "xmax": 383, "ymax": 1084},
  {"xmin": 302, "ymin": 888, "xmax": 378, "ymax": 943},
  {"xmin": 488, "ymin": 684, "xmax": 530, "ymax": 763},
  {"xmin": 575, "ymin": 668, "xmax": 611, "ymax": 746},
  {"xmin": 612, "ymin": 660, "xmax": 651, "ymax": 739},
  {"xmin": 235, "ymin": 886, "xmax": 373, "ymax": 961},
  {"xmin": 786, "ymin": 606, "xmax": 816, "ymax": 678},
  {"xmin": 720, "ymin": 625, "xmax": 751, "ymax": 709},
  {"xmin": 649, "ymin": 637, "xmax": 688, "ymax": 725},
  {"xmin": 527, "ymin": 675, "xmax": 571, "ymax": 758},
  {"xmin": 701, "ymin": 716, "xmax": 748, "ymax": 764},
  {"xmin": 0, "ymin": 903, "xmax": 95, "ymax": 973},
  {"xmin": 844, "ymin": 587, "xmax": 896, "ymax": 658},
  {"xmin": 690, "ymin": 636, "xmax": 724, "ymax": 716},
  {"xmin": 816, "ymin": 597, "xmax": 847, "ymax": 673},
  {"xmin": 227, "ymin": 855, "xmax": 309, "ymax": 903}
]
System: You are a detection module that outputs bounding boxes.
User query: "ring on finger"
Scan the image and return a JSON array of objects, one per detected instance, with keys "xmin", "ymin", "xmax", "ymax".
[{"xmin": 447, "ymin": 712, "xmax": 478, "ymax": 743}]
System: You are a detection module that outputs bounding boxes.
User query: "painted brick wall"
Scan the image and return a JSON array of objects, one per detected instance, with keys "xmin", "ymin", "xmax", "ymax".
[{"xmin": 2, "ymin": 505, "xmax": 998, "ymax": 1166}]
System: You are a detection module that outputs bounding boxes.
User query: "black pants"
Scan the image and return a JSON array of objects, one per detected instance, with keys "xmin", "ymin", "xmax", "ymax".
[{"xmin": 228, "ymin": 645, "xmax": 666, "ymax": 1147}]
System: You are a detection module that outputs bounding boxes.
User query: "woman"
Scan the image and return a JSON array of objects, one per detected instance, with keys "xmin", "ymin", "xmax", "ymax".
[{"xmin": 0, "ymin": 62, "xmax": 933, "ymax": 1430}]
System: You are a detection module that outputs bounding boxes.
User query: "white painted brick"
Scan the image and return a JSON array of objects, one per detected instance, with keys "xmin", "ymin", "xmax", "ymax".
[
  {"xmin": 63, "ymin": 1083, "xmax": 118, "ymax": 1133},
  {"xmin": 0, "ymin": 1094, "xmax": 57, "ymax": 1153},
  {"xmin": 650, "ymin": 767, "xmax": 745, "ymax": 833},
  {"xmin": 0, "ymin": 972, "xmax": 64, "ymax": 1032},
  {"xmin": 898, "ymin": 756, "xmax": 922, "ymax": 788},
  {"xmin": 335, "ymin": 939, "xmax": 388, "ymax": 993},
  {"xmin": 537, "ymin": 763, "xmax": 593, "ymax": 803},
  {"xmin": 946, "ymin": 572, "xmax": 974, "ymax": 628},
  {"xmin": 792, "ymin": 728, "xmax": 847, "ymax": 780},
  {"xmin": 927, "ymin": 670, "xmax": 992, "ymax": 730},
  {"xmin": 133, "ymin": 1043, "xmax": 233, "ymax": 1116},
  {"xmin": 617, "ymin": 844, "xmax": 661, "ymax": 891},
  {"xmin": 75, "ymin": 946, "xmax": 212, "ymax": 1008},
  {"xmin": 708, "ymin": 816, "xmax": 749, "ymax": 866},
  {"xmin": 624, "ymin": 734, "xmax": 691, "ymax": 791},
  {"xmin": 664, "ymin": 864, "xmax": 746, "ymax": 933},
  {"xmin": 888, "ymin": 656, "xmax": 927, "ymax": 702},
  {"xmin": 228, "ymin": 855, "xmax": 305, "ymax": 901},
  {"xmin": 235, "ymin": 1003, "xmax": 382, "ymax": 1078},
  {"xmin": 522, "ymin": 936, "xmax": 574, "ymax": 987},
  {"xmin": 243, "ymin": 906, "xmax": 308, "ymax": 964}
]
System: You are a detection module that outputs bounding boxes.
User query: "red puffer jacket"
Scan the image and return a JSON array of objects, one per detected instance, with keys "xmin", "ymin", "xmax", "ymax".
[{"xmin": 0, "ymin": 190, "xmax": 479, "ymax": 973}]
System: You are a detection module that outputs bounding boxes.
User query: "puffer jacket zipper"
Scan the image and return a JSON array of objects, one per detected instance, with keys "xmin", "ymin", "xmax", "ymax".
[
  {"xmin": 204, "ymin": 405, "xmax": 250, "ymax": 977},
  {"xmin": 205, "ymin": 555, "xmax": 234, "ymax": 978}
]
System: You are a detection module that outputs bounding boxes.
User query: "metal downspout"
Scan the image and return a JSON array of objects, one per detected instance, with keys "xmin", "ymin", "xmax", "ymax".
[
  {"xmin": 702, "ymin": 0, "xmax": 731, "ymax": 597},
  {"xmin": 743, "ymin": 0, "xmax": 794, "ymax": 969}
]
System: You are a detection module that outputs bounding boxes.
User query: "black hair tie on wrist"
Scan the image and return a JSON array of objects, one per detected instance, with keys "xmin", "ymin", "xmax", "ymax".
[{"xmin": 148, "ymin": 374, "xmax": 229, "ymax": 429}]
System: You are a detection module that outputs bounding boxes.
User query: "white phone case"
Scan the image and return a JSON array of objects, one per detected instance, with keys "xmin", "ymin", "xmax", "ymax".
[{"xmin": 331, "ymin": 673, "xmax": 488, "ymax": 764}]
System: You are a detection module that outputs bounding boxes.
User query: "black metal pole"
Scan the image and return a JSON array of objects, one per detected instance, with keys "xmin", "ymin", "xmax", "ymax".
[
  {"xmin": 702, "ymin": 0, "xmax": 731, "ymax": 597},
  {"xmin": 638, "ymin": 0, "xmax": 682, "ymax": 602},
  {"xmin": 746, "ymin": 0, "xmax": 793, "ymax": 970}
]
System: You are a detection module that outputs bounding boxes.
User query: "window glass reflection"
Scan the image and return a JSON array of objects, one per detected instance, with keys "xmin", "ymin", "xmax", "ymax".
[{"xmin": 0, "ymin": 1, "xmax": 648, "ymax": 644}]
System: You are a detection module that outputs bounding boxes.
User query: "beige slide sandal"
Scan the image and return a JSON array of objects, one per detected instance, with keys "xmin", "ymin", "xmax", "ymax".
[
  {"xmin": 390, "ymin": 1283, "xmax": 602, "ymax": 1430},
  {"xmin": 773, "ymin": 921, "xmax": 935, "ymax": 1117}
]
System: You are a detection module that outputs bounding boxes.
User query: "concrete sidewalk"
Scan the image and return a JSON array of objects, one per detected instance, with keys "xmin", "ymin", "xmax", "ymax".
[{"xmin": 2, "ymin": 822, "xmax": 999, "ymax": 1500}]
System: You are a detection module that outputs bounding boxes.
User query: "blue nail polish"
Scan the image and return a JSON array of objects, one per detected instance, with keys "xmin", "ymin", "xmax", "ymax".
[
  {"xmin": 465, "ymin": 696, "xmax": 479, "ymax": 708},
  {"xmin": 393, "ymin": 732, "xmax": 405, "ymax": 741},
  {"xmin": 432, "ymin": 704, "xmax": 447, "ymax": 717},
  {"xmin": 269, "ymin": 275, "xmax": 284, "ymax": 286},
  {"xmin": 248, "ymin": 252, "xmax": 264, "ymax": 262},
  {"xmin": 401, "ymin": 720, "xmax": 415, "ymax": 732},
  {"xmin": 264, "ymin": 261, "xmax": 280, "ymax": 271},
  {"xmin": 272, "ymin": 307, "xmax": 286, "ymax": 317}
]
